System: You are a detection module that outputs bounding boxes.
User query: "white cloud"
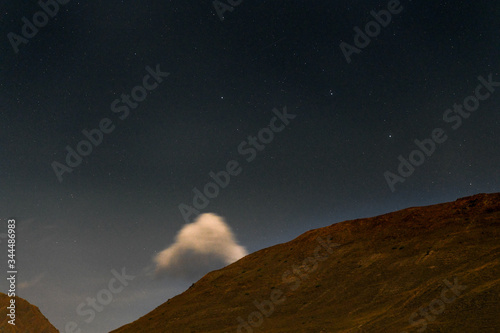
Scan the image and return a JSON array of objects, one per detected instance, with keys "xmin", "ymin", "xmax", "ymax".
[
  {"xmin": 18, "ymin": 272, "xmax": 46, "ymax": 290},
  {"xmin": 154, "ymin": 213, "xmax": 247, "ymax": 279}
]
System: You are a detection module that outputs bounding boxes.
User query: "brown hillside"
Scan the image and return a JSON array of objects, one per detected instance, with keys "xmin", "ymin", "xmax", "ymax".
[
  {"xmin": 0, "ymin": 293, "xmax": 59, "ymax": 333},
  {"xmin": 111, "ymin": 193, "xmax": 500, "ymax": 332}
]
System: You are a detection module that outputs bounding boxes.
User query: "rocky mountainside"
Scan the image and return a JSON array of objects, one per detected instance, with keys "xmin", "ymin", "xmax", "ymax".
[
  {"xmin": 0, "ymin": 293, "xmax": 59, "ymax": 333},
  {"xmin": 111, "ymin": 193, "xmax": 500, "ymax": 332}
]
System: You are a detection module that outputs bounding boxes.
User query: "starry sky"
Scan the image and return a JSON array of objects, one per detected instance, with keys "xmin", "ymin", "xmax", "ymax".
[{"xmin": 1, "ymin": 1, "xmax": 499, "ymax": 332}]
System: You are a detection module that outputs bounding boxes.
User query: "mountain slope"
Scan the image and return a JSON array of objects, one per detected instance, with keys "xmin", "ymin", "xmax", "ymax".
[
  {"xmin": 0, "ymin": 293, "xmax": 59, "ymax": 333},
  {"xmin": 112, "ymin": 193, "xmax": 500, "ymax": 332}
]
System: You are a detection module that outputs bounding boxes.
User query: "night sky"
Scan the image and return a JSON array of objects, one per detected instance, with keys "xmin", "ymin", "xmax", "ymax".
[{"xmin": 1, "ymin": 1, "xmax": 499, "ymax": 332}]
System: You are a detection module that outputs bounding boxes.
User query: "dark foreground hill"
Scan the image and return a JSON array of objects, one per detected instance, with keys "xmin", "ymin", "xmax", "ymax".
[
  {"xmin": 112, "ymin": 193, "xmax": 500, "ymax": 332},
  {"xmin": 0, "ymin": 293, "xmax": 59, "ymax": 332}
]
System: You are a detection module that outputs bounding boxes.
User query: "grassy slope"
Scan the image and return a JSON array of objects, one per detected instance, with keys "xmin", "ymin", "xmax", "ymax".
[
  {"xmin": 0, "ymin": 293, "xmax": 59, "ymax": 333},
  {"xmin": 111, "ymin": 193, "xmax": 500, "ymax": 333}
]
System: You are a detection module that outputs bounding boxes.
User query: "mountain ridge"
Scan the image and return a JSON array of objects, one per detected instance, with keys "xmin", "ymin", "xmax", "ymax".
[
  {"xmin": 111, "ymin": 192, "xmax": 500, "ymax": 332},
  {"xmin": 0, "ymin": 292, "xmax": 59, "ymax": 333}
]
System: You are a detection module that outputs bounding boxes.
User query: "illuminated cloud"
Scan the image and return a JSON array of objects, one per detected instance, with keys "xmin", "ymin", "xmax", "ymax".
[
  {"xmin": 154, "ymin": 213, "xmax": 247, "ymax": 279},
  {"xmin": 18, "ymin": 272, "xmax": 46, "ymax": 290}
]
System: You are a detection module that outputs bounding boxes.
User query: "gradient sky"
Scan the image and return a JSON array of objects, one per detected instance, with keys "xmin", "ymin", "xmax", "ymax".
[{"xmin": 1, "ymin": 1, "xmax": 499, "ymax": 332}]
